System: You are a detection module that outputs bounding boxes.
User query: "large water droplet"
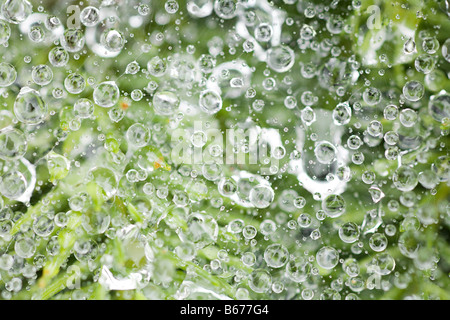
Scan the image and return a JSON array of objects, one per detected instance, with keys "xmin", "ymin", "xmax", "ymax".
[
  {"xmin": 93, "ymin": 81, "xmax": 120, "ymax": 108},
  {"xmin": 1, "ymin": 0, "xmax": 32, "ymax": 24},
  {"xmin": 14, "ymin": 87, "xmax": 47, "ymax": 124}
]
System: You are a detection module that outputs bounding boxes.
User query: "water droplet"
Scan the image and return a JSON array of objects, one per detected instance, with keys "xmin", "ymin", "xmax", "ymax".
[
  {"xmin": 47, "ymin": 151, "xmax": 70, "ymax": 182},
  {"xmin": 363, "ymin": 87, "xmax": 382, "ymax": 106},
  {"xmin": 48, "ymin": 47, "xmax": 69, "ymax": 67},
  {"xmin": 248, "ymin": 269, "xmax": 272, "ymax": 293},
  {"xmin": 33, "ymin": 216, "xmax": 54, "ymax": 238},
  {"xmin": 0, "ymin": 19, "xmax": 11, "ymax": 45},
  {"xmin": 322, "ymin": 194, "xmax": 346, "ymax": 218},
  {"xmin": 31, "ymin": 64, "xmax": 53, "ymax": 86},
  {"xmin": 80, "ymin": 6, "xmax": 100, "ymax": 27},
  {"xmin": 316, "ymin": 246, "xmax": 339, "ymax": 270},
  {"xmin": 101, "ymin": 29, "xmax": 125, "ymax": 53},
  {"xmin": 61, "ymin": 28, "xmax": 85, "ymax": 52},
  {"xmin": 255, "ymin": 23, "xmax": 273, "ymax": 43},
  {"xmin": 415, "ymin": 54, "xmax": 436, "ymax": 74},
  {"xmin": 403, "ymin": 38, "xmax": 416, "ymax": 54},
  {"xmin": 1, "ymin": 0, "xmax": 32, "ymax": 24},
  {"xmin": 383, "ymin": 104, "xmax": 398, "ymax": 120},
  {"xmin": 214, "ymin": 0, "xmax": 237, "ymax": 20},
  {"xmin": 249, "ymin": 184, "xmax": 274, "ymax": 209},
  {"xmin": 393, "ymin": 165, "xmax": 418, "ymax": 192},
  {"xmin": 0, "ymin": 170, "xmax": 27, "ymax": 200},
  {"xmin": 369, "ymin": 233, "xmax": 388, "ymax": 252},
  {"xmin": 126, "ymin": 123, "xmax": 150, "ymax": 147},
  {"xmin": 165, "ymin": 0, "xmax": 179, "ymax": 14},
  {"xmin": 264, "ymin": 244, "xmax": 289, "ymax": 268},
  {"xmin": 199, "ymin": 90, "xmax": 222, "ymax": 114},
  {"xmin": 314, "ymin": 141, "xmax": 337, "ymax": 164},
  {"xmin": 14, "ymin": 87, "xmax": 47, "ymax": 124},
  {"xmin": 422, "ymin": 37, "xmax": 439, "ymax": 54},
  {"xmin": 64, "ymin": 73, "xmax": 86, "ymax": 94},
  {"xmin": 403, "ymin": 80, "xmax": 424, "ymax": 102},
  {"xmin": 428, "ymin": 91, "xmax": 450, "ymax": 122},
  {"xmin": 93, "ymin": 81, "xmax": 120, "ymax": 108},
  {"xmin": 399, "ymin": 108, "xmax": 418, "ymax": 127},
  {"xmin": 14, "ymin": 237, "xmax": 35, "ymax": 258},
  {"xmin": 339, "ymin": 222, "xmax": 360, "ymax": 243},
  {"xmin": 332, "ymin": 102, "xmax": 352, "ymax": 125},
  {"xmin": 266, "ymin": 45, "xmax": 295, "ymax": 73},
  {"xmin": 0, "ymin": 62, "xmax": 17, "ymax": 87}
]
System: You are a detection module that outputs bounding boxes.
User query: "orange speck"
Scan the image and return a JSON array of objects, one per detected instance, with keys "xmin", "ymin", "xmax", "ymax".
[
  {"xmin": 120, "ymin": 102, "xmax": 129, "ymax": 110},
  {"xmin": 153, "ymin": 156, "xmax": 165, "ymax": 169}
]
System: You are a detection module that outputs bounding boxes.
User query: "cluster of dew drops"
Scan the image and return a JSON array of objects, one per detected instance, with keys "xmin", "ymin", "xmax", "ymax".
[{"xmin": 0, "ymin": 0, "xmax": 448, "ymax": 300}]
